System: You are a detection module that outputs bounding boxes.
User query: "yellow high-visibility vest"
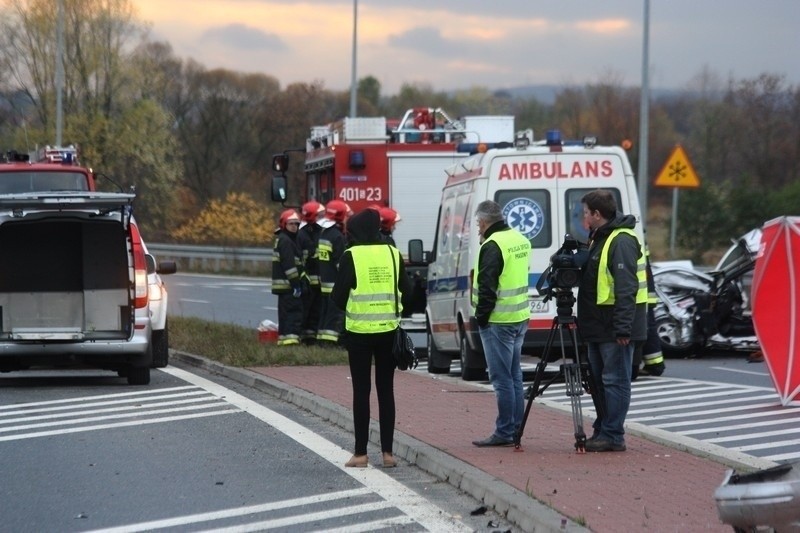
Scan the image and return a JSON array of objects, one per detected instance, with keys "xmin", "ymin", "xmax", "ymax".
[
  {"xmin": 345, "ymin": 245, "xmax": 402, "ymax": 334},
  {"xmin": 472, "ymin": 229, "xmax": 531, "ymax": 323},
  {"xmin": 596, "ymin": 228, "xmax": 648, "ymax": 305}
]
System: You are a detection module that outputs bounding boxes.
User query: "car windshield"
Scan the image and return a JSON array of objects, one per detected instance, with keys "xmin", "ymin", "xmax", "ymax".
[{"xmin": 0, "ymin": 171, "xmax": 89, "ymax": 193}]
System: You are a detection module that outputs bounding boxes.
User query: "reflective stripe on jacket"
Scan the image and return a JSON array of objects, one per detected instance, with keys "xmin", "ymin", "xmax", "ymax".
[
  {"xmin": 596, "ymin": 228, "xmax": 648, "ymax": 305},
  {"xmin": 345, "ymin": 245, "xmax": 402, "ymax": 334},
  {"xmin": 472, "ymin": 229, "xmax": 531, "ymax": 323}
]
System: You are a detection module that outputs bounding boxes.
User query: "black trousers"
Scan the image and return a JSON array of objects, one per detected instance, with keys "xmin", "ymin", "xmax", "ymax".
[
  {"xmin": 344, "ymin": 330, "xmax": 396, "ymax": 455},
  {"xmin": 277, "ymin": 293, "xmax": 303, "ymax": 344}
]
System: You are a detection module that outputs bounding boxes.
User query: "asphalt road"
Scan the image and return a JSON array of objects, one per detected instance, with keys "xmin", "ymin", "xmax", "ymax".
[{"xmin": 0, "ymin": 365, "xmax": 514, "ymax": 532}]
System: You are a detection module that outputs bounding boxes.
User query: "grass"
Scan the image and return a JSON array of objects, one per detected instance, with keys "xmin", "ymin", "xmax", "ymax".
[{"xmin": 169, "ymin": 316, "xmax": 348, "ymax": 367}]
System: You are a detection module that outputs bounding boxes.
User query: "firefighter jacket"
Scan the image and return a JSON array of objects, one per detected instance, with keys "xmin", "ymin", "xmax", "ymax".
[
  {"xmin": 472, "ymin": 222, "xmax": 531, "ymax": 325},
  {"xmin": 331, "ymin": 209, "xmax": 413, "ymax": 332},
  {"xmin": 576, "ymin": 213, "xmax": 647, "ymax": 343},
  {"xmin": 271, "ymin": 229, "xmax": 304, "ymax": 295},
  {"xmin": 297, "ymin": 222, "xmax": 323, "ymax": 287},
  {"xmin": 318, "ymin": 220, "xmax": 347, "ymax": 294}
]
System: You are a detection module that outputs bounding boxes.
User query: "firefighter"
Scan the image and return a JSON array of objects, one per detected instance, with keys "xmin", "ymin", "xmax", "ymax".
[
  {"xmin": 272, "ymin": 209, "xmax": 306, "ymax": 346},
  {"xmin": 378, "ymin": 206, "xmax": 401, "ymax": 247},
  {"xmin": 317, "ymin": 200, "xmax": 350, "ymax": 345},
  {"xmin": 297, "ymin": 201, "xmax": 325, "ymax": 344},
  {"xmin": 633, "ymin": 244, "xmax": 666, "ymax": 378}
]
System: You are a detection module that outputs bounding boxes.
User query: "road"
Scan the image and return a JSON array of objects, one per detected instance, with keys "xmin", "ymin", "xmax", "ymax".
[
  {"xmin": 0, "ymin": 364, "xmax": 513, "ymax": 532},
  {"xmin": 166, "ymin": 272, "xmax": 800, "ymax": 465}
]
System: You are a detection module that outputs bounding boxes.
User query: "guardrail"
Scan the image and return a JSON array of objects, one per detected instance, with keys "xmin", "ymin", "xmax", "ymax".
[{"xmin": 147, "ymin": 243, "xmax": 272, "ymax": 275}]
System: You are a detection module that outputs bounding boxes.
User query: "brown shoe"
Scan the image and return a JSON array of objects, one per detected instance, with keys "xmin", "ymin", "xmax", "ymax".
[
  {"xmin": 382, "ymin": 452, "xmax": 397, "ymax": 468},
  {"xmin": 345, "ymin": 454, "xmax": 368, "ymax": 468}
]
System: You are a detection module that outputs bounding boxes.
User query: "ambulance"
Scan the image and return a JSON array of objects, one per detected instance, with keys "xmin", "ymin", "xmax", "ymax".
[{"xmin": 424, "ymin": 130, "xmax": 644, "ymax": 380}]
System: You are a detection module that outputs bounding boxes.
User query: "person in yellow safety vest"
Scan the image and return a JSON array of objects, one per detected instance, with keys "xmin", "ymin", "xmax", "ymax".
[
  {"xmin": 470, "ymin": 200, "xmax": 531, "ymax": 448},
  {"xmin": 577, "ymin": 189, "xmax": 647, "ymax": 452},
  {"xmin": 330, "ymin": 208, "xmax": 413, "ymax": 469},
  {"xmin": 633, "ymin": 244, "xmax": 666, "ymax": 378},
  {"xmin": 271, "ymin": 209, "xmax": 307, "ymax": 346}
]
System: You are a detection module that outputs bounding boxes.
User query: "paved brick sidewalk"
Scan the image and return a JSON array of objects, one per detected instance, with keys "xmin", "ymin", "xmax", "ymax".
[{"xmin": 251, "ymin": 365, "xmax": 732, "ymax": 532}]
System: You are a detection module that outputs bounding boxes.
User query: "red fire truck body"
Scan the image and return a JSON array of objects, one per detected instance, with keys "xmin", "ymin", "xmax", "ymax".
[{"xmin": 301, "ymin": 108, "xmax": 514, "ymax": 255}]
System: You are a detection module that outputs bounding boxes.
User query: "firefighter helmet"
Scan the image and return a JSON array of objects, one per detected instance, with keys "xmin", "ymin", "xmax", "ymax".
[
  {"xmin": 300, "ymin": 201, "xmax": 324, "ymax": 223},
  {"xmin": 324, "ymin": 200, "xmax": 350, "ymax": 223},
  {"xmin": 279, "ymin": 209, "xmax": 301, "ymax": 230},
  {"xmin": 379, "ymin": 207, "xmax": 401, "ymax": 232}
]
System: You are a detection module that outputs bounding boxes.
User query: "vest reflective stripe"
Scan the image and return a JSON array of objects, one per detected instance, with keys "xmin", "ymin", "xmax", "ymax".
[
  {"xmin": 596, "ymin": 228, "xmax": 648, "ymax": 305},
  {"xmin": 318, "ymin": 239, "xmax": 334, "ymax": 293},
  {"xmin": 472, "ymin": 229, "xmax": 531, "ymax": 323},
  {"xmin": 345, "ymin": 245, "xmax": 401, "ymax": 334}
]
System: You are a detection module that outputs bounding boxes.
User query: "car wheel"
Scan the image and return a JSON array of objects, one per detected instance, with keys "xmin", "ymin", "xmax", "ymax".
[
  {"xmin": 426, "ymin": 320, "xmax": 450, "ymax": 374},
  {"xmin": 127, "ymin": 366, "xmax": 151, "ymax": 386},
  {"xmin": 655, "ymin": 315, "xmax": 697, "ymax": 358},
  {"xmin": 151, "ymin": 319, "xmax": 169, "ymax": 368},
  {"xmin": 459, "ymin": 326, "xmax": 487, "ymax": 381}
]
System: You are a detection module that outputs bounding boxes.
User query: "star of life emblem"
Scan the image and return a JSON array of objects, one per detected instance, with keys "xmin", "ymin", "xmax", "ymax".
[{"xmin": 502, "ymin": 198, "xmax": 544, "ymax": 240}]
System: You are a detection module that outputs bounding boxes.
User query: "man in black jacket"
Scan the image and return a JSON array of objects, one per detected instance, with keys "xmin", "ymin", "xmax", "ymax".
[
  {"xmin": 272, "ymin": 209, "xmax": 306, "ymax": 346},
  {"xmin": 577, "ymin": 189, "xmax": 647, "ymax": 452}
]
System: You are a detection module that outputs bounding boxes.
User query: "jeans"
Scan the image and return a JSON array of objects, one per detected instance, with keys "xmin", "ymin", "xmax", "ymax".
[
  {"xmin": 587, "ymin": 341, "xmax": 633, "ymax": 445},
  {"xmin": 479, "ymin": 321, "xmax": 527, "ymax": 441}
]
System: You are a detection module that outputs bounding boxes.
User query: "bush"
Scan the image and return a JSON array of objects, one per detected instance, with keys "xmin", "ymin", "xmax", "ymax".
[{"xmin": 171, "ymin": 192, "xmax": 276, "ymax": 247}]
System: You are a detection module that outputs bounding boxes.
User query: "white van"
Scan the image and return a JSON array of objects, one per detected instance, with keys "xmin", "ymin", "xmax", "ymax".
[{"xmin": 425, "ymin": 131, "xmax": 644, "ymax": 380}]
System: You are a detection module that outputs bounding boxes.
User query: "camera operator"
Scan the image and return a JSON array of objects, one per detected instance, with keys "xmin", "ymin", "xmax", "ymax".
[{"xmin": 577, "ymin": 189, "xmax": 647, "ymax": 452}]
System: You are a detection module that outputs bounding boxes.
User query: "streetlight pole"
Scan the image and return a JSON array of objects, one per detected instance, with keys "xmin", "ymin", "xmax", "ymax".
[
  {"xmin": 349, "ymin": 0, "xmax": 358, "ymax": 117},
  {"xmin": 55, "ymin": 0, "xmax": 65, "ymax": 145},
  {"xmin": 637, "ymin": 0, "xmax": 650, "ymax": 226}
]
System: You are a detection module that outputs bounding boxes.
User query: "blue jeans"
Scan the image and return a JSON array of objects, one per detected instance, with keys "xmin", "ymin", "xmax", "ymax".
[
  {"xmin": 479, "ymin": 321, "xmax": 527, "ymax": 441},
  {"xmin": 587, "ymin": 341, "xmax": 633, "ymax": 445}
]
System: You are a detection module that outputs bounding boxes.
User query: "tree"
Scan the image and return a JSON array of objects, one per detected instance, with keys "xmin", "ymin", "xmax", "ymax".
[{"xmin": 170, "ymin": 192, "xmax": 276, "ymax": 246}]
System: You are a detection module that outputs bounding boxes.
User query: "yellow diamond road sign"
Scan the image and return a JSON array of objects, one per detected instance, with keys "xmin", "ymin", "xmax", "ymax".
[{"xmin": 654, "ymin": 145, "xmax": 700, "ymax": 188}]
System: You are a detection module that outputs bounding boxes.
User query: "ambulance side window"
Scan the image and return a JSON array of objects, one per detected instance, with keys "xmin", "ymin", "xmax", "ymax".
[
  {"xmin": 565, "ymin": 188, "xmax": 622, "ymax": 244},
  {"xmin": 437, "ymin": 192, "xmax": 457, "ymax": 256},
  {"xmin": 453, "ymin": 192, "xmax": 472, "ymax": 252},
  {"xmin": 494, "ymin": 190, "xmax": 551, "ymax": 248}
]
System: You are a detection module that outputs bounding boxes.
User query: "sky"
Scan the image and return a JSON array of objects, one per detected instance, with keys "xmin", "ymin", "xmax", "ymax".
[{"xmin": 134, "ymin": 0, "xmax": 800, "ymax": 95}]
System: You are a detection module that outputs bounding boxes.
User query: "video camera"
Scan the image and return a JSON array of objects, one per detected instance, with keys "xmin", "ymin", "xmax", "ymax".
[{"xmin": 536, "ymin": 234, "xmax": 584, "ymax": 299}]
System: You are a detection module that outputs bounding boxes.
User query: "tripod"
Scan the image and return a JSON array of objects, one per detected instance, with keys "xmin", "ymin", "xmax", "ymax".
[{"xmin": 513, "ymin": 289, "xmax": 603, "ymax": 452}]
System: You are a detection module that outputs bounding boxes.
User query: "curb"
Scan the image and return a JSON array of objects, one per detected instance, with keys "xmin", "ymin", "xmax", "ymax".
[{"xmin": 172, "ymin": 351, "xmax": 587, "ymax": 533}]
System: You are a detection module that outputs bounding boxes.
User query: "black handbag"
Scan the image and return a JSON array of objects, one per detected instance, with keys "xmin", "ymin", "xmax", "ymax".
[{"xmin": 389, "ymin": 247, "xmax": 418, "ymax": 371}]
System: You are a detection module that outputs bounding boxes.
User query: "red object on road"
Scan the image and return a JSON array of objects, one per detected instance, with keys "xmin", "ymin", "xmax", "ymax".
[{"xmin": 751, "ymin": 216, "xmax": 800, "ymax": 406}]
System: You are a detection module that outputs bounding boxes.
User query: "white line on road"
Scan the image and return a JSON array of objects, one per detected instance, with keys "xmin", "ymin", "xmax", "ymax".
[
  {"xmin": 0, "ymin": 385, "xmax": 197, "ymax": 411},
  {"xmin": 0, "ymin": 409, "xmax": 238, "ymax": 442},
  {"xmin": 0, "ymin": 389, "xmax": 210, "ymax": 416},
  {"xmin": 710, "ymin": 366, "xmax": 770, "ymax": 377},
  {"xmin": 179, "ymin": 298, "xmax": 210, "ymax": 304},
  {"xmin": 158, "ymin": 366, "xmax": 472, "ymax": 533},
  {"xmin": 85, "ymin": 489, "xmax": 373, "ymax": 533}
]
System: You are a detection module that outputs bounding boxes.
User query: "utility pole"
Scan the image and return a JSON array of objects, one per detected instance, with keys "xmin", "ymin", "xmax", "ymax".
[
  {"xmin": 55, "ymin": 0, "xmax": 65, "ymax": 145},
  {"xmin": 349, "ymin": 0, "xmax": 358, "ymax": 117},
  {"xmin": 637, "ymin": 0, "xmax": 650, "ymax": 226}
]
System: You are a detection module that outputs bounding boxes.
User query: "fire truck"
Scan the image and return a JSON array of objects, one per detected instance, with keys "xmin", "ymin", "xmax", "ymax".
[{"xmin": 271, "ymin": 107, "xmax": 515, "ymax": 329}]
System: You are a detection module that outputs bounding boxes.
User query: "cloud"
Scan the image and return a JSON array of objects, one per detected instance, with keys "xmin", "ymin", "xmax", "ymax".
[
  {"xmin": 200, "ymin": 23, "xmax": 286, "ymax": 51},
  {"xmin": 387, "ymin": 27, "xmax": 454, "ymax": 57}
]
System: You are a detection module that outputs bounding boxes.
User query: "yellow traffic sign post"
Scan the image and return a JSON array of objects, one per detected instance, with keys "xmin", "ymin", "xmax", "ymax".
[{"xmin": 654, "ymin": 145, "xmax": 700, "ymax": 257}]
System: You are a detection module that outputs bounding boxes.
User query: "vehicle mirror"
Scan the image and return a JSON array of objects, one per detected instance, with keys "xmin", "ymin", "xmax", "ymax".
[
  {"xmin": 408, "ymin": 239, "xmax": 425, "ymax": 264},
  {"xmin": 157, "ymin": 260, "xmax": 177, "ymax": 275},
  {"xmin": 271, "ymin": 176, "xmax": 287, "ymax": 203},
  {"xmin": 272, "ymin": 154, "xmax": 289, "ymax": 173}
]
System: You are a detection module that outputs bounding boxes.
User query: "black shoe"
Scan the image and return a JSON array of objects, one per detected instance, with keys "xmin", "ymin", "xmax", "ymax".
[
  {"xmin": 585, "ymin": 438, "xmax": 626, "ymax": 452},
  {"xmin": 641, "ymin": 362, "xmax": 665, "ymax": 376},
  {"xmin": 472, "ymin": 435, "xmax": 514, "ymax": 447}
]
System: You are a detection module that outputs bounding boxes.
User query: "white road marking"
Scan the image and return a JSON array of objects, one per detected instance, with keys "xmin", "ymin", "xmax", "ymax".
[
  {"xmin": 0, "ymin": 409, "xmax": 237, "ymax": 442},
  {"xmin": 158, "ymin": 366, "xmax": 472, "ymax": 533},
  {"xmin": 710, "ymin": 365, "xmax": 770, "ymax": 377},
  {"xmin": 0, "ymin": 385, "xmax": 197, "ymax": 411},
  {"xmin": 85, "ymin": 489, "xmax": 374, "ymax": 533},
  {"xmin": 179, "ymin": 298, "xmax": 210, "ymax": 304},
  {"xmin": 0, "ymin": 389, "xmax": 210, "ymax": 416}
]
